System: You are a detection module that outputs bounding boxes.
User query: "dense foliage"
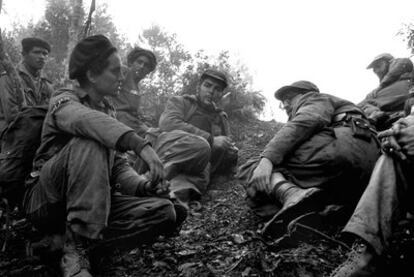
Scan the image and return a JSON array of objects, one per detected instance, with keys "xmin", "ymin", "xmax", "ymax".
[
  {"xmin": 1, "ymin": 0, "xmax": 265, "ymax": 121},
  {"xmin": 400, "ymin": 23, "xmax": 414, "ymax": 55}
]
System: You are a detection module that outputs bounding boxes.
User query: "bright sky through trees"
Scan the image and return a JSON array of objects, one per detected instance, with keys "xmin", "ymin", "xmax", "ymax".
[{"xmin": 2, "ymin": 0, "xmax": 414, "ymax": 121}]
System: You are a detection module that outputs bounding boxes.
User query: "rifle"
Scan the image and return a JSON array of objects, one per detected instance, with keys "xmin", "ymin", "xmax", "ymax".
[{"xmin": 80, "ymin": 0, "xmax": 96, "ymax": 39}]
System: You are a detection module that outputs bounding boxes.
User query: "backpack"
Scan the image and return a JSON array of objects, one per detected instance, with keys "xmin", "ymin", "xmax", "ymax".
[{"xmin": 0, "ymin": 105, "xmax": 48, "ymax": 206}]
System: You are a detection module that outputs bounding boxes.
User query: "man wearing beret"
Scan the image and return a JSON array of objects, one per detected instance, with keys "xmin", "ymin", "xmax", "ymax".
[
  {"xmin": 158, "ymin": 69, "xmax": 238, "ymax": 203},
  {"xmin": 238, "ymin": 80, "xmax": 380, "ymax": 238},
  {"xmin": 359, "ymin": 53, "xmax": 414, "ymax": 131},
  {"xmin": 23, "ymin": 35, "xmax": 186, "ymax": 277},
  {"xmin": 112, "ymin": 48, "xmax": 213, "ymax": 206},
  {"xmin": 0, "ymin": 37, "xmax": 53, "ymax": 132}
]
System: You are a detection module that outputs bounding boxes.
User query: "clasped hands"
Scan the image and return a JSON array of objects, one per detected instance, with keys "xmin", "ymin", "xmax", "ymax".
[
  {"xmin": 378, "ymin": 115, "xmax": 414, "ymax": 160},
  {"xmin": 138, "ymin": 145, "xmax": 170, "ymax": 198}
]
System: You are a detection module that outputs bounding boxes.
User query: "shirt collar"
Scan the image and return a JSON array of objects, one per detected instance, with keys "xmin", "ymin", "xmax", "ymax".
[
  {"xmin": 74, "ymin": 86, "xmax": 113, "ymax": 111},
  {"xmin": 18, "ymin": 62, "xmax": 50, "ymax": 82}
]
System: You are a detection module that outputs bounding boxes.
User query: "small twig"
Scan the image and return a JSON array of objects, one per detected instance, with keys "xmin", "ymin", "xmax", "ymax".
[
  {"xmin": 211, "ymin": 202, "xmax": 231, "ymax": 209},
  {"xmin": 238, "ymin": 235, "xmax": 282, "ymax": 251},
  {"xmin": 1, "ymin": 197, "xmax": 10, "ymax": 252},
  {"xmin": 225, "ymin": 254, "xmax": 246, "ymax": 273},
  {"xmin": 291, "ymin": 223, "xmax": 350, "ymax": 250}
]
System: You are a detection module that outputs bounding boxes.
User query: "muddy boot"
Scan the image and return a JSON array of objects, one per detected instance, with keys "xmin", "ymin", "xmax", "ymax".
[
  {"xmin": 272, "ymin": 181, "xmax": 323, "ymax": 222},
  {"xmin": 330, "ymin": 240, "xmax": 378, "ymax": 277},
  {"xmin": 61, "ymin": 229, "xmax": 93, "ymax": 277},
  {"xmin": 262, "ymin": 180, "xmax": 322, "ymax": 237}
]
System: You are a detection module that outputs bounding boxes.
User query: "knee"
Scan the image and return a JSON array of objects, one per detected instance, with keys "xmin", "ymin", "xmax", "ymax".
[
  {"xmin": 159, "ymin": 199, "xmax": 189, "ymax": 230},
  {"xmin": 67, "ymin": 138, "xmax": 107, "ymax": 159},
  {"xmin": 192, "ymin": 137, "xmax": 211, "ymax": 161},
  {"xmin": 155, "ymin": 198, "xmax": 177, "ymax": 225},
  {"xmin": 64, "ymin": 138, "xmax": 110, "ymax": 173}
]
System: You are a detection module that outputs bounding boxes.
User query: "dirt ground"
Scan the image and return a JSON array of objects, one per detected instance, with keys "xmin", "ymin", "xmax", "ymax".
[{"xmin": 1, "ymin": 119, "xmax": 414, "ymax": 277}]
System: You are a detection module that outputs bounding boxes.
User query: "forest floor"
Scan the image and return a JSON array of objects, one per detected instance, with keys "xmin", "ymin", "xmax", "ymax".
[{"xmin": 1, "ymin": 118, "xmax": 414, "ymax": 277}]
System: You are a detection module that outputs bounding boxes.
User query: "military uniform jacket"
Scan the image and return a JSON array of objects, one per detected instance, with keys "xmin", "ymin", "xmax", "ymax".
[
  {"xmin": 0, "ymin": 63, "xmax": 53, "ymax": 131},
  {"xmin": 359, "ymin": 58, "xmax": 414, "ymax": 115},
  {"xmin": 262, "ymin": 92, "xmax": 364, "ymax": 166},
  {"xmin": 33, "ymin": 87, "xmax": 148, "ymax": 196},
  {"xmin": 111, "ymin": 85, "xmax": 149, "ymax": 138},
  {"xmin": 158, "ymin": 94, "xmax": 230, "ymax": 145}
]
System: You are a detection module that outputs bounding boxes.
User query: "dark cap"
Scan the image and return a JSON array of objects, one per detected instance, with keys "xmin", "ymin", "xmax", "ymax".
[
  {"xmin": 366, "ymin": 53, "xmax": 394, "ymax": 69},
  {"xmin": 69, "ymin": 34, "xmax": 117, "ymax": 80},
  {"xmin": 274, "ymin": 80, "xmax": 319, "ymax": 100},
  {"xmin": 21, "ymin": 37, "xmax": 51, "ymax": 53},
  {"xmin": 201, "ymin": 69, "xmax": 228, "ymax": 88},
  {"xmin": 127, "ymin": 47, "xmax": 157, "ymax": 72}
]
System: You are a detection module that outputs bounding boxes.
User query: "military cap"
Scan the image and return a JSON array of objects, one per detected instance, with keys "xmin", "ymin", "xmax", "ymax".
[
  {"xmin": 366, "ymin": 53, "xmax": 394, "ymax": 69},
  {"xmin": 201, "ymin": 69, "xmax": 228, "ymax": 88},
  {"xmin": 274, "ymin": 80, "xmax": 319, "ymax": 100},
  {"xmin": 21, "ymin": 37, "xmax": 51, "ymax": 53},
  {"xmin": 127, "ymin": 47, "xmax": 157, "ymax": 72},
  {"xmin": 69, "ymin": 34, "xmax": 117, "ymax": 80}
]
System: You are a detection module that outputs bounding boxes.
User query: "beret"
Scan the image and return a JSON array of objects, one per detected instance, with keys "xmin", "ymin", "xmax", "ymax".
[
  {"xmin": 201, "ymin": 69, "xmax": 228, "ymax": 88},
  {"xmin": 127, "ymin": 47, "xmax": 157, "ymax": 72},
  {"xmin": 21, "ymin": 37, "xmax": 51, "ymax": 53},
  {"xmin": 274, "ymin": 80, "xmax": 319, "ymax": 100},
  {"xmin": 69, "ymin": 34, "xmax": 116, "ymax": 80}
]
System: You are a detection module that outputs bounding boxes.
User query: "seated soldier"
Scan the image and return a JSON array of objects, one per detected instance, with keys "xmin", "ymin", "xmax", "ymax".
[
  {"xmin": 23, "ymin": 35, "xmax": 186, "ymax": 277},
  {"xmin": 0, "ymin": 37, "xmax": 53, "ymax": 132},
  {"xmin": 111, "ymin": 47, "xmax": 155, "ymax": 138},
  {"xmin": 359, "ymin": 53, "xmax": 414, "ymax": 131},
  {"xmin": 112, "ymin": 48, "xmax": 213, "ymax": 205},
  {"xmin": 0, "ymin": 37, "xmax": 53, "ymax": 206},
  {"xmin": 158, "ymin": 69, "xmax": 238, "ymax": 202},
  {"xmin": 237, "ymin": 80, "xmax": 380, "ymax": 238},
  {"xmin": 330, "ymin": 108, "xmax": 414, "ymax": 277}
]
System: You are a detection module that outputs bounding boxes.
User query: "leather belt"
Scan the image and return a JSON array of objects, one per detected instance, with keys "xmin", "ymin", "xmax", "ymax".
[{"xmin": 332, "ymin": 112, "xmax": 363, "ymax": 123}]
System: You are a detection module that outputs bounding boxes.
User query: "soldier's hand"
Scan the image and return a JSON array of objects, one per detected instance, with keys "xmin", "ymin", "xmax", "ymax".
[
  {"xmin": 397, "ymin": 120, "xmax": 414, "ymax": 156},
  {"xmin": 368, "ymin": 110, "xmax": 386, "ymax": 122},
  {"xmin": 362, "ymin": 104, "xmax": 379, "ymax": 117},
  {"xmin": 136, "ymin": 179, "xmax": 167, "ymax": 198},
  {"xmin": 249, "ymin": 158, "xmax": 273, "ymax": 193},
  {"xmin": 381, "ymin": 135, "xmax": 403, "ymax": 155},
  {"xmin": 395, "ymin": 114, "xmax": 414, "ymax": 128},
  {"xmin": 139, "ymin": 145, "xmax": 165, "ymax": 184},
  {"xmin": 213, "ymin": 135, "xmax": 233, "ymax": 150},
  {"xmin": 154, "ymin": 180, "xmax": 171, "ymax": 198}
]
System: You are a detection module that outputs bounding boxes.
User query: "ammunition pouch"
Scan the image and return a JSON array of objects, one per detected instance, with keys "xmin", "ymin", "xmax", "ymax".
[
  {"xmin": 350, "ymin": 117, "xmax": 373, "ymax": 142},
  {"xmin": 332, "ymin": 113, "xmax": 376, "ymax": 142}
]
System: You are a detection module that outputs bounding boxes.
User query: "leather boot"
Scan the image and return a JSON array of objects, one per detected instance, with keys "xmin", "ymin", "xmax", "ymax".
[
  {"xmin": 262, "ymin": 180, "xmax": 322, "ymax": 237},
  {"xmin": 272, "ymin": 180, "xmax": 322, "ymax": 222},
  {"xmin": 61, "ymin": 228, "xmax": 93, "ymax": 277},
  {"xmin": 330, "ymin": 240, "xmax": 378, "ymax": 277}
]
